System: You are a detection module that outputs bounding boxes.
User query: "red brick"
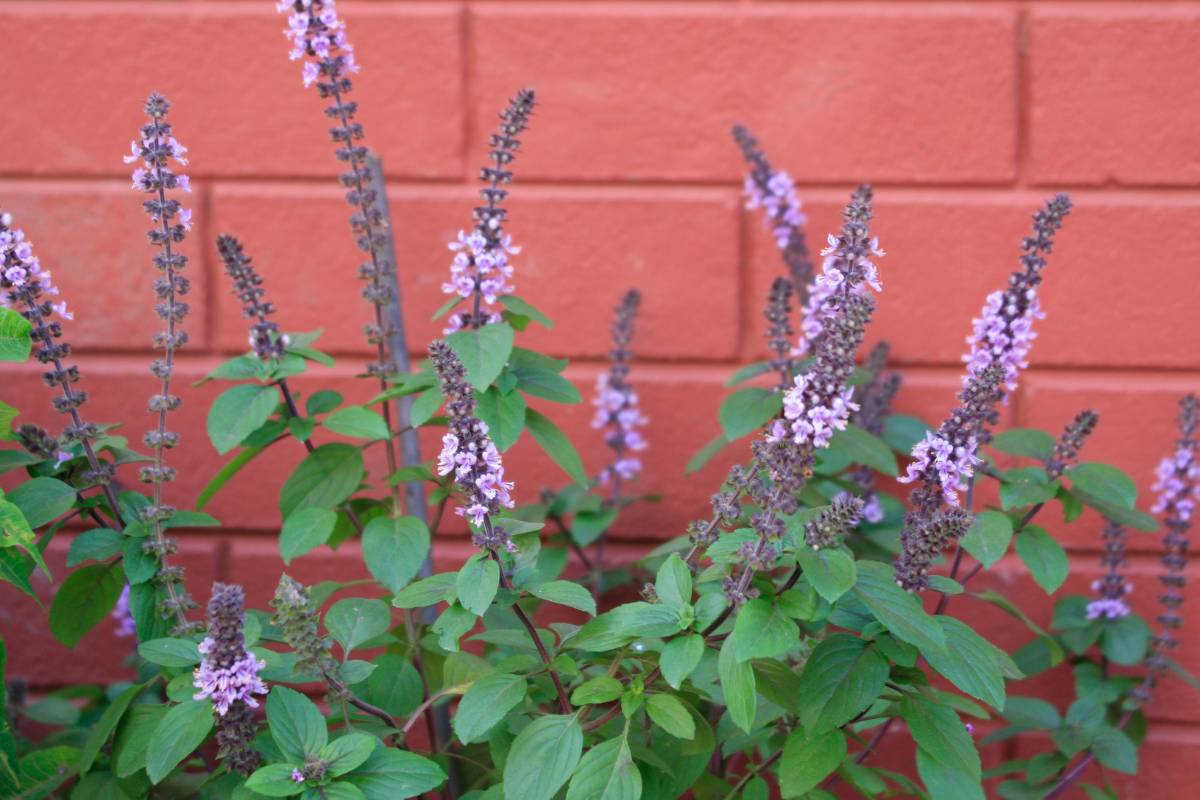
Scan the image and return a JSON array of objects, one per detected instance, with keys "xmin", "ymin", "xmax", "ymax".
[
  {"xmin": 0, "ymin": 180, "xmax": 211, "ymax": 351},
  {"xmin": 208, "ymin": 183, "xmax": 741, "ymax": 361},
  {"xmin": 746, "ymin": 191, "xmax": 1200, "ymax": 369},
  {"xmin": 470, "ymin": 4, "xmax": 1017, "ymax": 182},
  {"xmin": 1, "ymin": 535, "xmax": 220, "ymax": 688},
  {"xmin": 0, "ymin": 2, "xmax": 463, "ymax": 179},
  {"xmin": 1028, "ymin": 6, "xmax": 1200, "ymax": 186}
]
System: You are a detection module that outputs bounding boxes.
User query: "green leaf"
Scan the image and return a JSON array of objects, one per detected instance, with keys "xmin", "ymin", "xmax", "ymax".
[
  {"xmin": 0, "ymin": 450, "xmax": 40, "ymax": 474},
  {"xmin": 326, "ymin": 598, "xmax": 391, "ymax": 656},
  {"xmin": 137, "ymin": 638, "xmax": 201, "ymax": 668},
  {"xmin": 780, "ymin": 728, "xmax": 847, "ymax": 798},
  {"xmin": 1015, "ymin": 526, "xmax": 1069, "ymax": 594},
  {"xmin": 196, "ymin": 445, "xmax": 266, "ymax": 510},
  {"xmin": 734, "ymin": 598, "xmax": 798, "ymax": 661},
  {"xmin": 324, "ymin": 406, "xmax": 391, "ymax": 441},
  {"xmin": 392, "ymin": 572, "xmax": 457, "ymax": 609},
  {"xmin": 346, "ymin": 745, "xmax": 446, "ymax": 799},
  {"xmin": 1070, "ymin": 488, "xmax": 1158, "ymax": 531},
  {"xmin": 530, "ymin": 580, "xmax": 596, "ymax": 616},
  {"xmin": 660, "ymin": 634, "xmax": 704, "ymax": 690},
  {"xmin": 924, "ymin": 618, "xmax": 1014, "ymax": 710},
  {"xmin": 280, "ymin": 507, "xmax": 337, "ymax": 565},
  {"xmin": 719, "ymin": 388, "xmax": 781, "ymax": 440},
  {"xmin": 1091, "ymin": 726, "xmax": 1137, "ymax": 774},
  {"xmin": 267, "ymin": 686, "xmax": 327, "ymax": 762},
  {"xmin": 829, "ymin": 424, "xmax": 899, "ymax": 476},
  {"xmin": 646, "ymin": 694, "xmax": 695, "ymax": 740},
  {"xmin": 883, "ymin": 414, "xmax": 931, "ymax": 453},
  {"xmin": 571, "ymin": 676, "xmax": 623, "ymax": 706},
  {"xmin": 1065, "ymin": 463, "xmax": 1137, "ymax": 510},
  {"xmin": 475, "ymin": 388, "xmax": 526, "ymax": 451},
  {"xmin": 572, "ymin": 602, "xmax": 684, "ymax": 651},
  {"xmin": 280, "ymin": 444, "xmax": 364, "ymax": 517},
  {"xmin": 566, "ymin": 734, "xmax": 641, "ymax": 800},
  {"xmin": 571, "ymin": 508, "xmax": 617, "ymax": 548},
  {"xmin": 899, "ymin": 697, "xmax": 980, "ymax": 780},
  {"xmin": 49, "ymin": 563, "xmax": 124, "ymax": 648},
  {"xmin": 0, "ymin": 308, "xmax": 32, "ymax": 362},
  {"xmin": 322, "ymin": 733, "xmax": 378, "ymax": 777},
  {"xmin": 525, "ymin": 408, "xmax": 588, "ymax": 484},
  {"xmin": 246, "ymin": 763, "xmax": 306, "ymax": 797},
  {"xmin": 447, "ymin": 323, "xmax": 515, "ymax": 390},
  {"xmin": 77, "ymin": 681, "xmax": 147, "ymax": 777},
  {"xmin": 795, "ymin": 634, "xmax": 889, "ymax": 733},
  {"xmin": 1000, "ymin": 467, "xmax": 1058, "ymax": 510},
  {"xmin": 66, "ymin": 529, "xmax": 123, "ymax": 567},
  {"xmin": 718, "ymin": 634, "xmax": 757, "ymax": 734},
  {"xmin": 408, "ymin": 387, "xmax": 442, "ymax": 427},
  {"xmin": 457, "ymin": 552, "xmax": 500, "ymax": 616},
  {"xmin": 795, "ymin": 547, "xmax": 856, "ymax": 603},
  {"xmin": 654, "ymin": 553, "xmax": 692, "ymax": 611},
  {"xmin": 361, "ymin": 654, "xmax": 424, "ymax": 717},
  {"xmin": 503, "ymin": 714, "xmax": 583, "ymax": 800},
  {"xmin": 146, "ymin": 700, "xmax": 213, "ymax": 783},
  {"xmin": 499, "ymin": 295, "xmax": 554, "ymax": 329},
  {"xmin": 724, "ymin": 360, "xmax": 773, "ymax": 387},
  {"xmin": 0, "ymin": 498, "xmax": 48, "ymax": 578},
  {"xmin": 852, "ymin": 560, "xmax": 946, "ymax": 655},
  {"xmin": 991, "ymin": 428, "xmax": 1055, "ymax": 460},
  {"xmin": 112, "ymin": 704, "xmax": 165, "ymax": 778},
  {"xmin": 7, "ymin": 477, "xmax": 76, "ymax": 529},
  {"xmin": 685, "ymin": 433, "xmax": 732, "ymax": 474},
  {"xmin": 960, "ymin": 511, "xmax": 1013, "ymax": 569},
  {"xmin": 362, "ymin": 515, "xmax": 430, "ymax": 595},
  {"xmin": 1002, "ymin": 696, "xmax": 1062, "ymax": 729},
  {"xmin": 915, "ymin": 747, "xmax": 985, "ymax": 800},
  {"xmin": 507, "ymin": 348, "xmax": 581, "ymax": 404},
  {"xmin": 454, "ymin": 672, "xmax": 527, "ymax": 744},
  {"xmin": 15, "ymin": 745, "xmax": 78, "ymax": 797},
  {"xmin": 0, "ymin": 401, "xmax": 17, "ymax": 440},
  {"xmin": 1100, "ymin": 613, "xmax": 1150, "ymax": 665},
  {"xmin": 207, "ymin": 384, "xmax": 279, "ymax": 455}
]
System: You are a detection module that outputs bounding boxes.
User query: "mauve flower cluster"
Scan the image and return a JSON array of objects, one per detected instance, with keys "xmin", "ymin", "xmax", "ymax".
[
  {"xmin": 430, "ymin": 341, "xmax": 516, "ymax": 530},
  {"xmin": 278, "ymin": 0, "xmax": 398, "ymax": 380},
  {"xmin": 278, "ymin": 0, "xmax": 358, "ymax": 90},
  {"xmin": 216, "ymin": 235, "xmax": 289, "ymax": 360},
  {"xmin": 773, "ymin": 186, "xmax": 882, "ymax": 449},
  {"xmin": 1087, "ymin": 521, "xmax": 1132, "ymax": 620},
  {"xmin": 592, "ymin": 290, "xmax": 648, "ymax": 487},
  {"xmin": 900, "ymin": 431, "xmax": 983, "ymax": 508},
  {"xmin": 2, "ymin": 214, "xmax": 113, "ymax": 485},
  {"xmin": 193, "ymin": 584, "xmax": 267, "ymax": 718},
  {"xmin": 111, "ymin": 584, "xmax": 138, "ymax": 638},
  {"xmin": 962, "ymin": 194, "xmax": 1071, "ymax": 394},
  {"xmin": 1134, "ymin": 395, "xmax": 1198, "ymax": 706},
  {"xmin": 793, "ymin": 199, "xmax": 884, "ymax": 357},
  {"xmin": 733, "ymin": 125, "xmax": 814, "ymax": 296},
  {"xmin": 1151, "ymin": 441, "xmax": 1199, "ymax": 524},
  {"xmin": 443, "ymin": 90, "xmax": 536, "ymax": 334}
]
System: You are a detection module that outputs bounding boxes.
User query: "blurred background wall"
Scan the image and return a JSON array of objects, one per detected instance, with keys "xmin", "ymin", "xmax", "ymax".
[{"xmin": 2, "ymin": 1, "xmax": 1198, "ymax": 791}]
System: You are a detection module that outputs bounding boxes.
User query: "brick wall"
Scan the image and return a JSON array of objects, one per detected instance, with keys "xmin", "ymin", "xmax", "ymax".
[{"xmin": 2, "ymin": 1, "xmax": 1198, "ymax": 791}]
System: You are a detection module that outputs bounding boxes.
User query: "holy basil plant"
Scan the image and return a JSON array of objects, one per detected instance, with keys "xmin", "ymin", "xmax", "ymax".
[{"xmin": 0, "ymin": 3, "xmax": 1197, "ymax": 800}]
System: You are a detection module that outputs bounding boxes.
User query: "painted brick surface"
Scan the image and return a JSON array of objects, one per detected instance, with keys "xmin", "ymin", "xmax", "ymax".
[{"xmin": 2, "ymin": 0, "xmax": 1199, "ymax": 788}]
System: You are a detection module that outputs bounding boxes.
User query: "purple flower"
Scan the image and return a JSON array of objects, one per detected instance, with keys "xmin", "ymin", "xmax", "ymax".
[
  {"xmin": 1086, "ymin": 598, "xmax": 1131, "ymax": 620},
  {"xmin": 781, "ymin": 373, "xmax": 858, "ymax": 449},
  {"xmin": 430, "ymin": 342, "xmax": 516, "ymax": 533},
  {"xmin": 278, "ymin": 1, "xmax": 359, "ymax": 88},
  {"xmin": 112, "ymin": 584, "xmax": 137, "ymax": 638},
  {"xmin": 1152, "ymin": 446, "xmax": 1198, "ymax": 522},
  {"xmin": 593, "ymin": 290, "xmax": 648, "ymax": 487},
  {"xmin": 291, "ymin": 768, "xmax": 305, "ymax": 784},
  {"xmin": 442, "ymin": 90, "xmax": 536, "ymax": 334},
  {"xmin": 193, "ymin": 583, "xmax": 267, "ymax": 718},
  {"xmin": 897, "ymin": 431, "xmax": 981, "ymax": 508},
  {"xmin": 0, "ymin": 216, "xmax": 71, "ymax": 322}
]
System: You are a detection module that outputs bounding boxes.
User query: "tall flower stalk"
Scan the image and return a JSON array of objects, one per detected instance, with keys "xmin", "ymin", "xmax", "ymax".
[
  {"xmin": 733, "ymin": 124, "xmax": 813, "ymax": 301},
  {"xmin": 277, "ymin": 0, "xmax": 403, "ymax": 507},
  {"xmin": 842, "ymin": 342, "xmax": 900, "ymax": 524},
  {"xmin": 763, "ymin": 276, "xmax": 796, "ymax": 390},
  {"xmin": 442, "ymin": 90, "xmax": 536, "ymax": 334},
  {"xmin": 216, "ymin": 235, "xmax": 287, "ymax": 361},
  {"xmin": 895, "ymin": 194, "xmax": 1072, "ymax": 591},
  {"xmin": 127, "ymin": 93, "xmax": 198, "ymax": 632},
  {"xmin": 193, "ymin": 583, "xmax": 266, "ymax": 776},
  {"xmin": 721, "ymin": 186, "xmax": 880, "ymax": 605},
  {"xmin": 591, "ymin": 289, "xmax": 647, "ymax": 497}
]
